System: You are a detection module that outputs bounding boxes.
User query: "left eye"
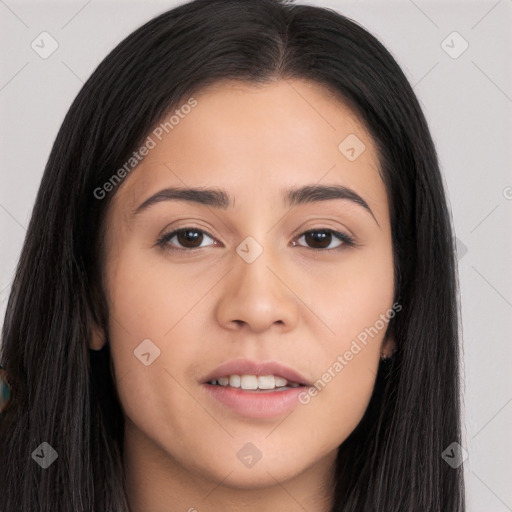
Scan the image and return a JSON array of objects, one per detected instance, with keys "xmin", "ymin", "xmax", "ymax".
[{"xmin": 292, "ymin": 229, "xmax": 355, "ymax": 250}]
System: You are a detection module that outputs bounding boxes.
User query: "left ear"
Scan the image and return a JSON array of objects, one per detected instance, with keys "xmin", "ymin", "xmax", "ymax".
[
  {"xmin": 380, "ymin": 328, "xmax": 397, "ymax": 358},
  {"xmin": 89, "ymin": 323, "xmax": 107, "ymax": 351}
]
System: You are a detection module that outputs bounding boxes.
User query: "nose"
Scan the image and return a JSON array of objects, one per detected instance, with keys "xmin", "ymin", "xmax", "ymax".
[{"xmin": 214, "ymin": 246, "xmax": 301, "ymax": 334}]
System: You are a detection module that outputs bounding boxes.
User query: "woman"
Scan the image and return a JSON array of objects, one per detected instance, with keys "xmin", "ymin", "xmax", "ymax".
[{"xmin": 0, "ymin": 0, "xmax": 465, "ymax": 510}]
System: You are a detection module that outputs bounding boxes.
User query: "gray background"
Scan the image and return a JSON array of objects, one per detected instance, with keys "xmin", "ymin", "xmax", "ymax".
[{"xmin": 1, "ymin": 0, "xmax": 511, "ymax": 509}]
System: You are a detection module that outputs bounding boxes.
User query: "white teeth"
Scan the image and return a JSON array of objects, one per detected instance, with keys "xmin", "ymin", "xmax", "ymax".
[
  {"xmin": 257, "ymin": 375, "xmax": 275, "ymax": 389},
  {"xmin": 240, "ymin": 375, "xmax": 258, "ymax": 390},
  {"xmin": 274, "ymin": 376, "xmax": 287, "ymax": 387},
  {"xmin": 229, "ymin": 375, "xmax": 241, "ymax": 388},
  {"xmin": 209, "ymin": 374, "xmax": 302, "ymax": 390}
]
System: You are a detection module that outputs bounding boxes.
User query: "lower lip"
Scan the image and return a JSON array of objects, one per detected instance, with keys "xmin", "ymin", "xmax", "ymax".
[{"xmin": 202, "ymin": 384, "xmax": 307, "ymax": 419}]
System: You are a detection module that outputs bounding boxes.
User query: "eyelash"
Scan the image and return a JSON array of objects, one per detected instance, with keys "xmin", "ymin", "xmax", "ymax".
[{"xmin": 155, "ymin": 227, "xmax": 357, "ymax": 253}]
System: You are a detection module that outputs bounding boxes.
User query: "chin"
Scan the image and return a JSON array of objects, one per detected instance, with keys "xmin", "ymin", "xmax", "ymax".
[{"xmin": 205, "ymin": 463, "xmax": 307, "ymax": 490}]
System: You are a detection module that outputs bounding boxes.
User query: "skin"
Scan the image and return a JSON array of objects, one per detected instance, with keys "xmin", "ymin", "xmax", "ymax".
[{"xmin": 91, "ymin": 78, "xmax": 396, "ymax": 512}]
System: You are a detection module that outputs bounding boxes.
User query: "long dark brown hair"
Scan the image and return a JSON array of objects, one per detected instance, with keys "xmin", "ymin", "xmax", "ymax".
[{"xmin": 0, "ymin": 0, "xmax": 465, "ymax": 510}]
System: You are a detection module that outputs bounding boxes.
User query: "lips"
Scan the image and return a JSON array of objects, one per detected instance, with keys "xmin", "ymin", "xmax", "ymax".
[
  {"xmin": 202, "ymin": 358, "xmax": 312, "ymax": 387},
  {"xmin": 201, "ymin": 359, "xmax": 312, "ymax": 419}
]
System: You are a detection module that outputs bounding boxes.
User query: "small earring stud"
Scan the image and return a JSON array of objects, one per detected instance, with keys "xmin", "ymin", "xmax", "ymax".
[{"xmin": 380, "ymin": 351, "xmax": 394, "ymax": 362}]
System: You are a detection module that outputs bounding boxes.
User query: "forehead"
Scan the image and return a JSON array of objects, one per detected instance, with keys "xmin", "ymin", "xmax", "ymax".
[{"xmin": 110, "ymin": 78, "xmax": 384, "ymax": 221}]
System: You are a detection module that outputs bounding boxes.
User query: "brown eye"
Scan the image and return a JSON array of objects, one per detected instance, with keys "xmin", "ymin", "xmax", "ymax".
[
  {"xmin": 294, "ymin": 229, "xmax": 355, "ymax": 250},
  {"xmin": 157, "ymin": 228, "xmax": 216, "ymax": 251},
  {"xmin": 176, "ymin": 229, "xmax": 204, "ymax": 248}
]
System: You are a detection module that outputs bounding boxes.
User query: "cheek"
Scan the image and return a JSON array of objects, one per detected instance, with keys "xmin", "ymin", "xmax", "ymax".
[
  {"xmin": 293, "ymin": 239, "xmax": 394, "ymax": 427},
  {"xmin": 105, "ymin": 244, "xmax": 215, "ymax": 353},
  {"xmin": 103, "ymin": 246, "xmax": 216, "ymax": 428},
  {"xmin": 301, "ymin": 237, "xmax": 395, "ymax": 347},
  {"xmin": 295, "ymin": 358, "xmax": 377, "ymax": 459}
]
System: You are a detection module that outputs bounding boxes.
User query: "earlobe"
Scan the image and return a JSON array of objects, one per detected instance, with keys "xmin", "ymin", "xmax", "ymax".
[
  {"xmin": 89, "ymin": 324, "xmax": 106, "ymax": 351},
  {"xmin": 380, "ymin": 331, "xmax": 397, "ymax": 359}
]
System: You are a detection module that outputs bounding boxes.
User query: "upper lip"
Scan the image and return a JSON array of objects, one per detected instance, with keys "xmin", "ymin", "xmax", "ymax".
[{"xmin": 202, "ymin": 358, "xmax": 311, "ymax": 386}]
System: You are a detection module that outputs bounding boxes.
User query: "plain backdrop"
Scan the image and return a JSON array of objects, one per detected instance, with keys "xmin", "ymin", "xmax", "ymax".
[{"xmin": 1, "ymin": 0, "xmax": 511, "ymax": 510}]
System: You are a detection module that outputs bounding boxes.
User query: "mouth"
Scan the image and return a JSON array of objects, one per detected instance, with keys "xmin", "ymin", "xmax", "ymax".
[
  {"xmin": 201, "ymin": 359, "xmax": 311, "ymax": 419},
  {"xmin": 206, "ymin": 374, "xmax": 305, "ymax": 392}
]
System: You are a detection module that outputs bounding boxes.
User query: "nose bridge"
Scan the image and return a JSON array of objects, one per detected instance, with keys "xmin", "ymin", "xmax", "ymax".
[
  {"xmin": 214, "ymin": 233, "xmax": 300, "ymax": 332},
  {"xmin": 233, "ymin": 234, "xmax": 284, "ymax": 306},
  {"xmin": 235, "ymin": 234, "xmax": 278, "ymax": 293}
]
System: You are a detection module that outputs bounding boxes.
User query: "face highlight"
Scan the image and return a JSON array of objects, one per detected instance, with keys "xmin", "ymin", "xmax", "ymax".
[{"xmin": 92, "ymin": 78, "xmax": 395, "ymax": 508}]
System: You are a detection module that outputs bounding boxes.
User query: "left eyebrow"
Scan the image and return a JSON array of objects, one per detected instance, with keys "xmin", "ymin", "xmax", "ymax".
[
  {"xmin": 132, "ymin": 183, "xmax": 379, "ymax": 227},
  {"xmin": 284, "ymin": 184, "xmax": 379, "ymax": 227}
]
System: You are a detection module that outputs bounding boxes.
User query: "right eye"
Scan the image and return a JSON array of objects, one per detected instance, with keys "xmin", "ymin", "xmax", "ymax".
[{"xmin": 156, "ymin": 227, "xmax": 219, "ymax": 252}]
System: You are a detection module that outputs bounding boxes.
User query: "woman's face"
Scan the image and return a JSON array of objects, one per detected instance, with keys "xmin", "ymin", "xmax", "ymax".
[{"xmin": 93, "ymin": 79, "xmax": 395, "ymax": 492}]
